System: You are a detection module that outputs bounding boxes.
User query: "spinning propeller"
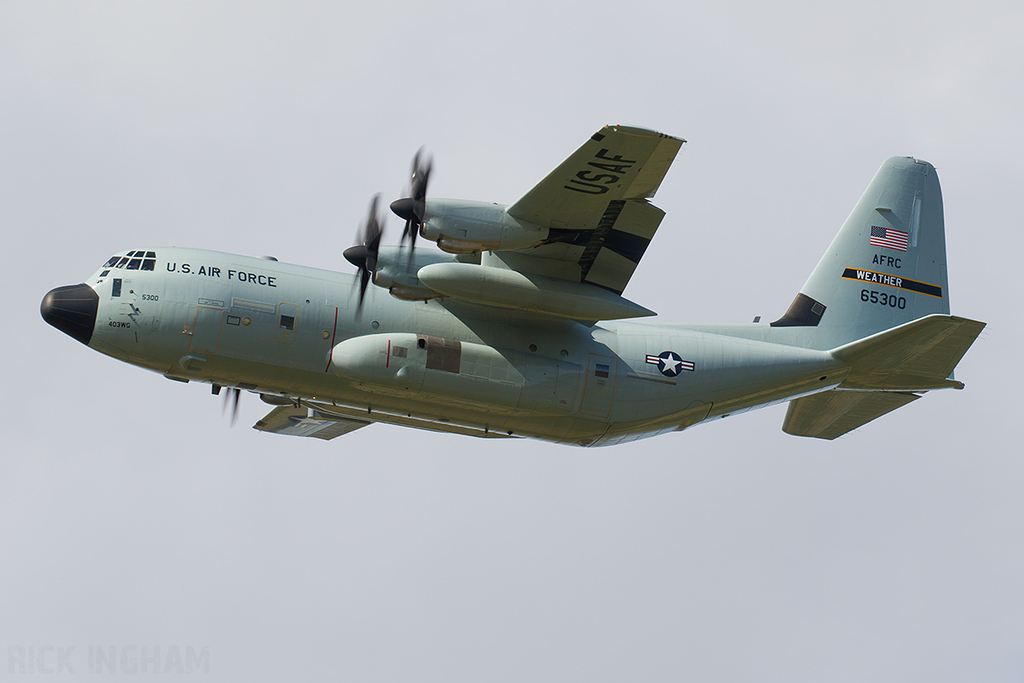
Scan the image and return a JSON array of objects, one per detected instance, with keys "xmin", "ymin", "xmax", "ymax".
[
  {"xmin": 212, "ymin": 383, "xmax": 241, "ymax": 425},
  {"xmin": 344, "ymin": 194, "xmax": 386, "ymax": 313},
  {"xmin": 390, "ymin": 149, "xmax": 432, "ymax": 250}
]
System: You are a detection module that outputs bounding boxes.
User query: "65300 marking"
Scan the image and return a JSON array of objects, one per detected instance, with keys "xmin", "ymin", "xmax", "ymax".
[{"xmin": 861, "ymin": 289, "xmax": 906, "ymax": 309}]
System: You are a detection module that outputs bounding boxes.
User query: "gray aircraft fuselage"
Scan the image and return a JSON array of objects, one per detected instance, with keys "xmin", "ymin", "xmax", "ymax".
[{"xmin": 50, "ymin": 246, "xmax": 843, "ymax": 447}]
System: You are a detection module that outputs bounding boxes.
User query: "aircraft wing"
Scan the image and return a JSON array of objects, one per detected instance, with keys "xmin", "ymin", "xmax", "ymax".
[
  {"xmin": 506, "ymin": 125, "xmax": 684, "ymax": 295},
  {"xmin": 253, "ymin": 401, "xmax": 522, "ymax": 441},
  {"xmin": 253, "ymin": 405, "xmax": 371, "ymax": 440}
]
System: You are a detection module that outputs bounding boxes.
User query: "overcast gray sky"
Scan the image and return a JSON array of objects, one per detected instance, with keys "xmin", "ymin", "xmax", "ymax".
[{"xmin": 2, "ymin": 1, "xmax": 1022, "ymax": 680}]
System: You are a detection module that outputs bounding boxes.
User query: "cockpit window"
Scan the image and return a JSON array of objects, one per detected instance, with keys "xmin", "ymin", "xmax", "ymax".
[{"xmin": 105, "ymin": 251, "xmax": 156, "ymax": 270}]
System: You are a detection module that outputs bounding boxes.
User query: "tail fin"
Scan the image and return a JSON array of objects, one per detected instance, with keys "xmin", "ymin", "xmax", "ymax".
[{"xmin": 772, "ymin": 157, "xmax": 950, "ymax": 349}]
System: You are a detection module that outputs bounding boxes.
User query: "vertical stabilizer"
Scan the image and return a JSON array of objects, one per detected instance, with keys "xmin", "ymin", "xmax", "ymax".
[{"xmin": 773, "ymin": 157, "xmax": 950, "ymax": 349}]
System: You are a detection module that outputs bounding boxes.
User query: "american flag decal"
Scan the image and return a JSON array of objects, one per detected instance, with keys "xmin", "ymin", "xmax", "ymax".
[{"xmin": 870, "ymin": 225, "xmax": 909, "ymax": 252}]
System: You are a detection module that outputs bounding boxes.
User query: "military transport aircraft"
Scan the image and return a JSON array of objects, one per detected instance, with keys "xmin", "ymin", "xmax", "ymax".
[{"xmin": 41, "ymin": 126, "xmax": 985, "ymax": 446}]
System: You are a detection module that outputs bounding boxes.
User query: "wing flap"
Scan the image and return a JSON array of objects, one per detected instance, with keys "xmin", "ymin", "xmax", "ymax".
[
  {"xmin": 782, "ymin": 390, "xmax": 920, "ymax": 440},
  {"xmin": 578, "ymin": 199, "xmax": 665, "ymax": 292}
]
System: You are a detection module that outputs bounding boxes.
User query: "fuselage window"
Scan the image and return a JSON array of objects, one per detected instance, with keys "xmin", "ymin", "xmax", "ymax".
[
  {"xmin": 112, "ymin": 279, "xmax": 122, "ymax": 297},
  {"xmin": 99, "ymin": 270, "xmax": 110, "ymax": 277},
  {"xmin": 279, "ymin": 314, "xmax": 295, "ymax": 331}
]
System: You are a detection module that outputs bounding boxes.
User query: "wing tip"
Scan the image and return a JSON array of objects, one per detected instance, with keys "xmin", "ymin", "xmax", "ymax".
[{"xmin": 599, "ymin": 124, "xmax": 686, "ymax": 144}]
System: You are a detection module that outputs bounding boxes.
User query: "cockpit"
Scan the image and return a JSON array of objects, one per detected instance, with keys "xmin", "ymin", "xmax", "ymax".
[{"xmin": 102, "ymin": 250, "xmax": 158, "ymax": 272}]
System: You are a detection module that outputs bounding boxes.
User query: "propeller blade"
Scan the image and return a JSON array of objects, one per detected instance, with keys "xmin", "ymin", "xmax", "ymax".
[
  {"xmin": 410, "ymin": 149, "xmax": 431, "ymax": 203},
  {"xmin": 392, "ymin": 149, "xmax": 431, "ymax": 251},
  {"xmin": 400, "ymin": 217, "xmax": 417, "ymax": 251},
  {"xmin": 347, "ymin": 194, "xmax": 386, "ymax": 315},
  {"xmin": 357, "ymin": 266, "xmax": 371, "ymax": 314},
  {"xmin": 219, "ymin": 385, "xmax": 241, "ymax": 425}
]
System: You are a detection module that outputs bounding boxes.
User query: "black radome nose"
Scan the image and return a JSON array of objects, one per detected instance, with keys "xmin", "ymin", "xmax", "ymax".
[{"xmin": 41, "ymin": 284, "xmax": 99, "ymax": 345}]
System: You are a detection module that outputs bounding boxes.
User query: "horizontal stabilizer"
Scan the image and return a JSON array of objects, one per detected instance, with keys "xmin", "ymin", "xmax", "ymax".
[
  {"xmin": 783, "ymin": 390, "xmax": 920, "ymax": 440},
  {"xmin": 832, "ymin": 314, "xmax": 985, "ymax": 390},
  {"xmin": 784, "ymin": 313, "xmax": 984, "ymax": 439},
  {"xmin": 254, "ymin": 405, "xmax": 371, "ymax": 440}
]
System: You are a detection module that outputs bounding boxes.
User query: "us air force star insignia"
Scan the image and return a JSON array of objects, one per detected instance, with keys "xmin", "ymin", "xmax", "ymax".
[
  {"xmin": 657, "ymin": 351, "xmax": 684, "ymax": 377},
  {"xmin": 646, "ymin": 351, "xmax": 690, "ymax": 377}
]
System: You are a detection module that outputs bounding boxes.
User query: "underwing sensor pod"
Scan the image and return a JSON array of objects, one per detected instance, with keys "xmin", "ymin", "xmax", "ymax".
[
  {"xmin": 41, "ymin": 125, "xmax": 984, "ymax": 446},
  {"xmin": 329, "ymin": 333, "xmax": 580, "ymax": 413}
]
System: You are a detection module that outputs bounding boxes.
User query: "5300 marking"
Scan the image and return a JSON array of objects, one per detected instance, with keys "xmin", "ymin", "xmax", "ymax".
[{"xmin": 861, "ymin": 289, "xmax": 906, "ymax": 309}]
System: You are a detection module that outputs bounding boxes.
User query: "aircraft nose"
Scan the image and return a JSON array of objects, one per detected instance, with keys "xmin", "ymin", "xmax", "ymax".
[{"xmin": 41, "ymin": 283, "xmax": 99, "ymax": 345}]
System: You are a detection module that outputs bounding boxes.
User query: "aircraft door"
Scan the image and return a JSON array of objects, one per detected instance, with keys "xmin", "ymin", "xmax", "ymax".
[
  {"xmin": 578, "ymin": 353, "xmax": 618, "ymax": 418},
  {"xmin": 554, "ymin": 360, "xmax": 581, "ymax": 411},
  {"xmin": 189, "ymin": 306, "xmax": 225, "ymax": 354},
  {"xmin": 518, "ymin": 356, "xmax": 581, "ymax": 413}
]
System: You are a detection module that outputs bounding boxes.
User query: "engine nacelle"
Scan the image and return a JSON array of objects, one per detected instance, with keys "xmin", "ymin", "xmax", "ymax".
[
  {"xmin": 370, "ymin": 246, "xmax": 462, "ymax": 301},
  {"xmin": 420, "ymin": 200, "xmax": 548, "ymax": 253}
]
